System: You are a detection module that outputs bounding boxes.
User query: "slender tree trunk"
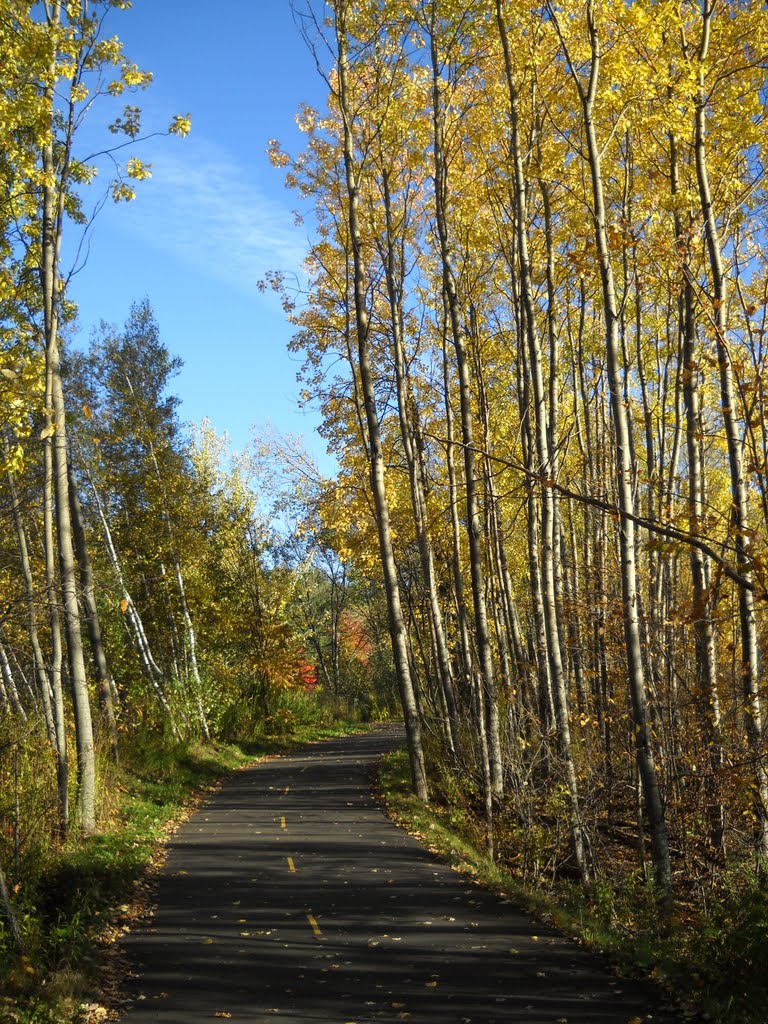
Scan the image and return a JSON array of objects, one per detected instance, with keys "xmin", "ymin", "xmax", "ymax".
[
  {"xmin": 172, "ymin": 556, "xmax": 210, "ymax": 741},
  {"xmin": 6, "ymin": 465, "xmax": 56, "ymax": 747},
  {"xmin": 11, "ymin": 655, "xmax": 36, "ymax": 708},
  {"xmin": 693, "ymin": 1, "xmax": 768, "ymax": 861},
  {"xmin": 119, "ymin": 360, "xmax": 211, "ymax": 743},
  {"xmin": 67, "ymin": 457, "xmax": 119, "ymax": 763},
  {"xmin": 562, "ymin": 0, "xmax": 672, "ymax": 890},
  {"xmin": 442, "ymin": 328, "xmax": 473, "ymax": 697},
  {"xmin": 428, "ymin": 10, "xmax": 502, "ymax": 812},
  {"xmin": 48, "ymin": 309, "xmax": 96, "ymax": 834},
  {"xmin": 497, "ymin": 0, "xmax": 589, "ymax": 883},
  {"xmin": 86, "ymin": 467, "xmax": 179, "ymax": 736},
  {"xmin": 0, "ymin": 642, "xmax": 26, "ymax": 721},
  {"xmin": 333, "ymin": 0, "xmax": 428, "ymax": 802},
  {"xmin": 42, "ymin": 2, "xmax": 96, "ymax": 833},
  {"xmin": 379, "ymin": 170, "xmax": 459, "ymax": 760},
  {"xmin": 669, "ymin": 125, "xmax": 724, "ymax": 855},
  {"xmin": 43, "ymin": 435, "xmax": 69, "ymax": 833},
  {"xmin": 520, "ymin": 345, "xmax": 556, "ymax": 762}
]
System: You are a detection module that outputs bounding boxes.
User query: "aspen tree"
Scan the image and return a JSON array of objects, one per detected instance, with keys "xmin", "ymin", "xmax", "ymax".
[
  {"xmin": 379, "ymin": 169, "xmax": 461, "ymax": 758},
  {"xmin": 37, "ymin": 0, "xmax": 97, "ymax": 831},
  {"xmin": 497, "ymin": 0, "xmax": 589, "ymax": 884},
  {"xmin": 4, "ymin": 0, "xmax": 189, "ymax": 829},
  {"xmin": 67, "ymin": 457, "xmax": 119, "ymax": 763},
  {"xmin": 331, "ymin": 0, "xmax": 429, "ymax": 801},
  {"xmin": 549, "ymin": 0, "xmax": 672, "ymax": 890},
  {"xmin": 5, "ymin": 466, "xmax": 57, "ymax": 752},
  {"xmin": 668, "ymin": 112, "xmax": 724, "ymax": 853},
  {"xmin": 691, "ymin": 0, "xmax": 768, "ymax": 862},
  {"xmin": 425, "ymin": 1, "xmax": 503, "ymax": 819}
]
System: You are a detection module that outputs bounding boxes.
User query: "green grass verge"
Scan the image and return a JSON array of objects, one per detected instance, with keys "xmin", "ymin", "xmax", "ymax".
[
  {"xmin": 375, "ymin": 747, "xmax": 768, "ymax": 1024},
  {"xmin": 0, "ymin": 718, "xmax": 369, "ymax": 1024}
]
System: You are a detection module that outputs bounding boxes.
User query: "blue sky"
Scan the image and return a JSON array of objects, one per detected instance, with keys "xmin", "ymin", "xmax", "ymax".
[{"xmin": 66, "ymin": 1, "xmax": 331, "ymax": 468}]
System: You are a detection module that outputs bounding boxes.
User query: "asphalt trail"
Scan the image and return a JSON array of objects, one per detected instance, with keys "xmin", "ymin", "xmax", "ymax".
[{"xmin": 120, "ymin": 726, "xmax": 681, "ymax": 1023}]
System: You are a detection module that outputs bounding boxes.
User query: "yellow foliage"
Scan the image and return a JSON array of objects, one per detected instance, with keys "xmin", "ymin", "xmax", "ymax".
[
  {"xmin": 111, "ymin": 181, "xmax": 136, "ymax": 202},
  {"xmin": 169, "ymin": 113, "xmax": 192, "ymax": 137},
  {"xmin": 126, "ymin": 156, "xmax": 152, "ymax": 181}
]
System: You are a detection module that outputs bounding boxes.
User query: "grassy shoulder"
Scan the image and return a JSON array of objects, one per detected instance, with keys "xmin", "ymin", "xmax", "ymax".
[
  {"xmin": 0, "ymin": 714, "xmax": 370, "ymax": 1024},
  {"xmin": 374, "ymin": 748, "xmax": 767, "ymax": 1024}
]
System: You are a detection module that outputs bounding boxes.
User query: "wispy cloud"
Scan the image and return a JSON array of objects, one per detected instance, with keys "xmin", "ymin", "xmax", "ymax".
[{"xmin": 109, "ymin": 136, "xmax": 309, "ymax": 299}]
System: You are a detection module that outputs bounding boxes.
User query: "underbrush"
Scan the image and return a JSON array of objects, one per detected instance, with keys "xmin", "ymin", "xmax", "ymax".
[
  {"xmin": 375, "ymin": 747, "xmax": 768, "ymax": 1024},
  {"xmin": 0, "ymin": 711, "xmax": 370, "ymax": 1024},
  {"xmin": 215, "ymin": 685, "xmax": 387, "ymax": 740}
]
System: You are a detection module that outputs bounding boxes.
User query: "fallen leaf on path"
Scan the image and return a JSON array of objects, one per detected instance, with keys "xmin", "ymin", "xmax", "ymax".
[
  {"xmin": 214, "ymin": 1014, "xmax": 232, "ymax": 1020},
  {"xmin": 201, "ymin": 937, "xmax": 215, "ymax": 945},
  {"xmin": 79, "ymin": 1005, "xmax": 108, "ymax": 1022}
]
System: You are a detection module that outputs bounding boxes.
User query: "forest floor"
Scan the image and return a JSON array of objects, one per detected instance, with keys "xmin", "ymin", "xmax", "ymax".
[{"xmin": 100, "ymin": 726, "xmax": 679, "ymax": 1024}]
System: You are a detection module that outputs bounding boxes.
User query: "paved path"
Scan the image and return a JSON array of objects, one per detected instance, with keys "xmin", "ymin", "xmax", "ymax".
[{"xmin": 120, "ymin": 726, "xmax": 680, "ymax": 1023}]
